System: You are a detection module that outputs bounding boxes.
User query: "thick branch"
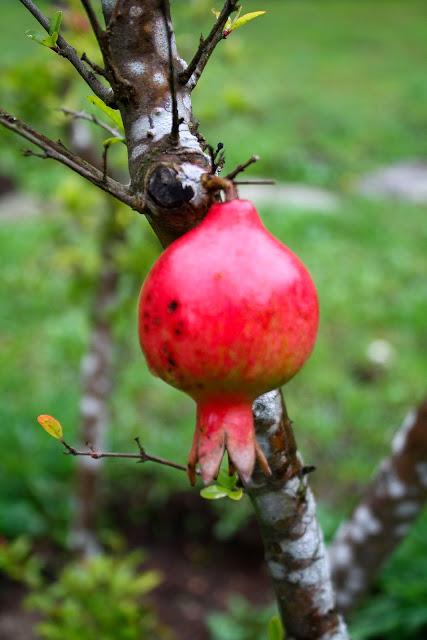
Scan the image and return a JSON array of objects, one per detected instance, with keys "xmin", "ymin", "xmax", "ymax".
[
  {"xmin": 330, "ymin": 397, "xmax": 427, "ymax": 614},
  {"xmin": 0, "ymin": 110, "xmax": 143, "ymax": 212},
  {"xmin": 179, "ymin": 0, "xmax": 240, "ymax": 89},
  {"xmin": 19, "ymin": 0, "xmax": 114, "ymax": 105},
  {"xmin": 246, "ymin": 390, "xmax": 349, "ymax": 640},
  {"xmin": 104, "ymin": 0, "xmax": 212, "ymax": 244}
]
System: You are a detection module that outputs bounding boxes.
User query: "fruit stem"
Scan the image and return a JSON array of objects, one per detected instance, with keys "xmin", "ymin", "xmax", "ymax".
[{"xmin": 201, "ymin": 173, "xmax": 238, "ymax": 201}]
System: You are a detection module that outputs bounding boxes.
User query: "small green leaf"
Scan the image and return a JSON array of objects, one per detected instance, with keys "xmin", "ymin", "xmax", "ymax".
[
  {"xmin": 200, "ymin": 485, "xmax": 228, "ymax": 500},
  {"xmin": 229, "ymin": 10, "xmax": 266, "ymax": 32},
  {"xmin": 87, "ymin": 95, "xmax": 124, "ymax": 132},
  {"xmin": 26, "ymin": 30, "xmax": 54, "ymax": 48},
  {"xmin": 26, "ymin": 11, "xmax": 62, "ymax": 48},
  {"xmin": 211, "ymin": 7, "xmax": 239, "ymax": 31},
  {"xmin": 37, "ymin": 415, "xmax": 63, "ymax": 440},
  {"xmin": 268, "ymin": 615, "xmax": 285, "ymax": 640},
  {"xmin": 103, "ymin": 136, "xmax": 125, "ymax": 147},
  {"xmin": 216, "ymin": 468, "xmax": 238, "ymax": 490},
  {"xmin": 49, "ymin": 11, "xmax": 63, "ymax": 37},
  {"xmin": 226, "ymin": 487, "xmax": 244, "ymax": 501}
]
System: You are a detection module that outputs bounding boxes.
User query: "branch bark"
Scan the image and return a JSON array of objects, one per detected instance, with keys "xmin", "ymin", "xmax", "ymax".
[
  {"xmin": 19, "ymin": 0, "xmax": 114, "ymax": 105},
  {"xmin": 330, "ymin": 397, "xmax": 427, "ymax": 614},
  {"xmin": 245, "ymin": 391, "xmax": 349, "ymax": 640},
  {"xmin": 101, "ymin": 0, "xmax": 213, "ymax": 246},
  {"xmin": 0, "ymin": 110, "xmax": 142, "ymax": 212}
]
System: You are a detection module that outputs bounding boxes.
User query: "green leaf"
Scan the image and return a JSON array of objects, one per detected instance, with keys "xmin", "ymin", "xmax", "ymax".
[
  {"xmin": 49, "ymin": 11, "xmax": 63, "ymax": 37},
  {"xmin": 211, "ymin": 7, "xmax": 239, "ymax": 31},
  {"xmin": 268, "ymin": 615, "xmax": 285, "ymax": 640},
  {"xmin": 200, "ymin": 485, "xmax": 228, "ymax": 500},
  {"xmin": 229, "ymin": 10, "xmax": 266, "ymax": 32},
  {"xmin": 26, "ymin": 11, "xmax": 62, "ymax": 49},
  {"xmin": 26, "ymin": 30, "xmax": 56, "ymax": 48},
  {"xmin": 226, "ymin": 487, "xmax": 244, "ymax": 501},
  {"xmin": 103, "ymin": 136, "xmax": 125, "ymax": 147},
  {"xmin": 87, "ymin": 95, "xmax": 124, "ymax": 132},
  {"xmin": 217, "ymin": 468, "xmax": 238, "ymax": 490}
]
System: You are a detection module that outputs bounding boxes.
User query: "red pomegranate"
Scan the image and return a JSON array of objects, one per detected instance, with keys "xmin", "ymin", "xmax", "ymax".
[{"xmin": 138, "ymin": 199, "xmax": 319, "ymax": 484}]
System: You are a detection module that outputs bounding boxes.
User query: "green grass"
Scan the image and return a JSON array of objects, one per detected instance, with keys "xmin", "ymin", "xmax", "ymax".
[{"xmin": 180, "ymin": 0, "xmax": 427, "ymax": 186}]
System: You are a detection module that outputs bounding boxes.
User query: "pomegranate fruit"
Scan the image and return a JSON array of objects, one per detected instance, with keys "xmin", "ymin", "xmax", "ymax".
[{"xmin": 138, "ymin": 199, "xmax": 319, "ymax": 484}]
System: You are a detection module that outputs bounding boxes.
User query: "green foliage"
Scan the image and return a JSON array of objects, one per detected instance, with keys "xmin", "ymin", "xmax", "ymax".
[
  {"xmin": 268, "ymin": 616, "xmax": 285, "ymax": 640},
  {"xmin": 211, "ymin": 6, "xmax": 266, "ymax": 35},
  {"xmin": 26, "ymin": 551, "xmax": 169, "ymax": 640},
  {"xmin": 87, "ymin": 95, "xmax": 125, "ymax": 134},
  {"xmin": 207, "ymin": 595, "xmax": 277, "ymax": 640},
  {"xmin": 0, "ymin": 536, "xmax": 43, "ymax": 589},
  {"xmin": 200, "ymin": 468, "xmax": 244, "ymax": 501},
  {"xmin": 26, "ymin": 11, "xmax": 63, "ymax": 49}
]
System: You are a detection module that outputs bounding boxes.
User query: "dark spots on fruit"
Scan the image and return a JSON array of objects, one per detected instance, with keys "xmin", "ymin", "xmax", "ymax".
[
  {"xmin": 143, "ymin": 311, "xmax": 150, "ymax": 319},
  {"xmin": 153, "ymin": 316, "xmax": 161, "ymax": 326},
  {"xmin": 167, "ymin": 356, "xmax": 177, "ymax": 367},
  {"xmin": 174, "ymin": 320, "xmax": 185, "ymax": 336},
  {"xmin": 168, "ymin": 300, "xmax": 179, "ymax": 313},
  {"xmin": 196, "ymin": 383, "xmax": 204, "ymax": 390}
]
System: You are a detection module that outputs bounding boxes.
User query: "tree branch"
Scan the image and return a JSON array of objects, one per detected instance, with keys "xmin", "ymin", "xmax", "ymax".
[
  {"xmin": 0, "ymin": 110, "xmax": 143, "ymax": 212},
  {"xmin": 178, "ymin": 0, "xmax": 240, "ymax": 89},
  {"xmin": 246, "ymin": 390, "xmax": 349, "ymax": 640},
  {"xmin": 18, "ymin": 0, "xmax": 114, "ymax": 106},
  {"xmin": 80, "ymin": 0, "xmax": 106, "ymax": 54},
  {"xmin": 226, "ymin": 154, "xmax": 260, "ymax": 180},
  {"xmin": 61, "ymin": 437, "xmax": 194, "ymax": 475},
  {"xmin": 160, "ymin": 0, "xmax": 180, "ymax": 142},
  {"xmin": 59, "ymin": 108, "xmax": 122, "ymax": 138},
  {"xmin": 330, "ymin": 397, "xmax": 427, "ymax": 614}
]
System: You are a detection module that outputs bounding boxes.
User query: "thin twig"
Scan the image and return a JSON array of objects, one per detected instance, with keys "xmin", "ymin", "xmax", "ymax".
[
  {"xmin": 207, "ymin": 142, "xmax": 225, "ymax": 174},
  {"xmin": 226, "ymin": 154, "xmax": 260, "ymax": 180},
  {"xmin": 102, "ymin": 142, "xmax": 111, "ymax": 182},
  {"xmin": 80, "ymin": 0, "xmax": 106, "ymax": 53},
  {"xmin": 160, "ymin": 0, "xmax": 180, "ymax": 142},
  {"xmin": 179, "ymin": 0, "xmax": 240, "ymax": 89},
  {"xmin": 234, "ymin": 180, "xmax": 276, "ymax": 185},
  {"xmin": 81, "ymin": 52, "xmax": 107, "ymax": 78},
  {"xmin": 18, "ymin": 0, "xmax": 114, "ymax": 106},
  {"xmin": 61, "ymin": 437, "xmax": 196, "ymax": 475},
  {"xmin": 0, "ymin": 109, "xmax": 142, "ymax": 212},
  {"xmin": 59, "ymin": 108, "xmax": 122, "ymax": 138}
]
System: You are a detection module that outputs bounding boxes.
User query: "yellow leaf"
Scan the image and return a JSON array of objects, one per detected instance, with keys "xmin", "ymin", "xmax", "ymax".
[
  {"xmin": 229, "ymin": 11, "xmax": 266, "ymax": 32},
  {"xmin": 37, "ymin": 415, "xmax": 63, "ymax": 440}
]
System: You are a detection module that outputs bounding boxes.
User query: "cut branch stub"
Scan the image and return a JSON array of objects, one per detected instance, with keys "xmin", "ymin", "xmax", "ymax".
[{"xmin": 145, "ymin": 162, "xmax": 214, "ymax": 247}]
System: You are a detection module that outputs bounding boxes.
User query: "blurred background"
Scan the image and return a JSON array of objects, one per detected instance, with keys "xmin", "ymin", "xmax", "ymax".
[{"xmin": 0, "ymin": 0, "xmax": 426, "ymax": 638}]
